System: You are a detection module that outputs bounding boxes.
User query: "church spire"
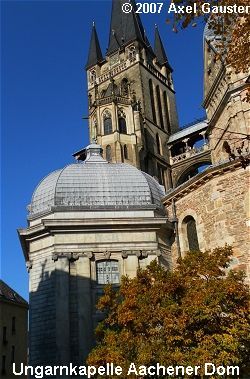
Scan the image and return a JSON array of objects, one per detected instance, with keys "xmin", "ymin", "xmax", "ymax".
[
  {"xmin": 154, "ymin": 25, "xmax": 172, "ymax": 70},
  {"xmin": 86, "ymin": 22, "xmax": 103, "ymax": 69},
  {"xmin": 106, "ymin": 0, "xmax": 144, "ymax": 56}
]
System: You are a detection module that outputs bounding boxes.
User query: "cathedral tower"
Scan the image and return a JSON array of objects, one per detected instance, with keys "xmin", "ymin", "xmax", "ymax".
[{"xmin": 86, "ymin": 0, "xmax": 179, "ymax": 189}]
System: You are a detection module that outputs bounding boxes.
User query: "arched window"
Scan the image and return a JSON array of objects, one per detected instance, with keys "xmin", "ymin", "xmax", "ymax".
[
  {"xmin": 163, "ymin": 91, "xmax": 171, "ymax": 133},
  {"xmin": 88, "ymin": 94, "xmax": 92, "ymax": 108},
  {"xmin": 121, "ymin": 78, "xmax": 129, "ymax": 96},
  {"xmin": 96, "ymin": 260, "xmax": 120, "ymax": 285},
  {"xmin": 156, "ymin": 133, "xmax": 162, "ymax": 155},
  {"xmin": 106, "ymin": 145, "xmax": 112, "ymax": 162},
  {"xmin": 123, "ymin": 144, "xmax": 128, "ymax": 159},
  {"xmin": 118, "ymin": 117, "xmax": 127, "ymax": 134},
  {"xmin": 149, "ymin": 79, "xmax": 156, "ymax": 124},
  {"xmin": 103, "ymin": 111, "xmax": 112, "ymax": 135},
  {"xmin": 183, "ymin": 216, "xmax": 199, "ymax": 251},
  {"xmin": 156, "ymin": 85, "xmax": 164, "ymax": 129}
]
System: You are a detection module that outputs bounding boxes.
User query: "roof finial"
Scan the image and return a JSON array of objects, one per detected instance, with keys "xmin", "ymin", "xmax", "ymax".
[
  {"xmin": 92, "ymin": 21, "xmax": 95, "ymax": 27},
  {"xmin": 155, "ymin": 23, "xmax": 158, "ymax": 29}
]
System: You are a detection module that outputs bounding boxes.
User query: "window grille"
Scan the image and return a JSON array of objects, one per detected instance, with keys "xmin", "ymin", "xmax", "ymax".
[{"xmin": 96, "ymin": 260, "xmax": 120, "ymax": 285}]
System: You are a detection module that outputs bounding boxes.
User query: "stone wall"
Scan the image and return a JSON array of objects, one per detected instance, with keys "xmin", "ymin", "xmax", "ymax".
[{"xmin": 164, "ymin": 162, "xmax": 250, "ymax": 283}]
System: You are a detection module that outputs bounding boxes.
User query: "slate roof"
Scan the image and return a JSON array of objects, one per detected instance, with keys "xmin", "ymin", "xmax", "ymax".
[
  {"xmin": 29, "ymin": 144, "xmax": 166, "ymax": 217},
  {"xmin": 0, "ymin": 280, "xmax": 28, "ymax": 306},
  {"xmin": 168, "ymin": 120, "xmax": 208, "ymax": 144},
  {"xmin": 107, "ymin": 0, "xmax": 146, "ymax": 55},
  {"xmin": 86, "ymin": 23, "xmax": 103, "ymax": 69},
  {"xmin": 154, "ymin": 26, "xmax": 172, "ymax": 71}
]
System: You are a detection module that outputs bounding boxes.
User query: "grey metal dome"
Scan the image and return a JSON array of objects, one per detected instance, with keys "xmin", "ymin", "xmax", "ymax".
[{"xmin": 29, "ymin": 144, "xmax": 165, "ymax": 218}]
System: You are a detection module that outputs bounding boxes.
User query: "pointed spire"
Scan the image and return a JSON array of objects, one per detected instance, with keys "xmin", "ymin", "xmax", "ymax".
[
  {"xmin": 154, "ymin": 25, "xmax": 171, "ymax": 70},
  {"xmin": 86, "ymin": 23, "xmax": 103, "ymax": 69},
  {"xmin": 143, "ymin": 29, "xmax": 155, "ymax": 57},
  {"xmin": 107, "ymin": 0, "xmax": 145, "ymax": 55},
  {"xmin": 108, "ymin": 29, "xmax": 121, "ymax": 55}
]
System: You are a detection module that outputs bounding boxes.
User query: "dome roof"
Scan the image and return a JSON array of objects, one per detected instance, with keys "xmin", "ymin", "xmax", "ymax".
[{"xmin": 29, "ymin": 144, "xmax": 165, "ymax": 218}]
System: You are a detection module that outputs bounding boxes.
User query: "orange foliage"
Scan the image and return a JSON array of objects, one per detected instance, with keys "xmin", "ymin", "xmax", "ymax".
[{"xmin": 87, "ymin": 246, "xmax": 250, "ymax": 378}]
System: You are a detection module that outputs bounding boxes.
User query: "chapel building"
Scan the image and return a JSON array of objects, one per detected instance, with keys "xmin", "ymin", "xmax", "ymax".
[{"xmin": 18, "ymin": 0, "xmax": 250, "ymax": 374}]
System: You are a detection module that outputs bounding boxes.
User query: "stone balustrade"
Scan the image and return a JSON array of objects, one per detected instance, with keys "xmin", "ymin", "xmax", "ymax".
[
  {"xmin": 96, "ymin": 96, "xmax": 131, "ymax": 106},
  {"xmin": 170, "ymin": 143, "xmax": 210, "ymax": 164}
]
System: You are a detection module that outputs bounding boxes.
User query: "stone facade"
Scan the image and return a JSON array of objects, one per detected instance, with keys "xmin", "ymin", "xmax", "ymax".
[
  {"xmin": 163, "ymin": 25, "xmax": 250, "ymax": 282},
  {"xmin": 0, "ymin": 281, "xmax": 28, "ymax": 379},
  {"xmin": 19, "ymin": 207, "xmax": 173, "ymax": 367},
  {"xmin": 163, "ymin": 161, "xmax": 250, "ymax": 282}
]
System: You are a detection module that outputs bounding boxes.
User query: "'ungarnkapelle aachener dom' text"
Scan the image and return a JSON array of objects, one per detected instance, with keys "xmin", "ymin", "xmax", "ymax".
[{"xmin": 13, "ymin": 362, "xmax": 240, "ymax": 378}]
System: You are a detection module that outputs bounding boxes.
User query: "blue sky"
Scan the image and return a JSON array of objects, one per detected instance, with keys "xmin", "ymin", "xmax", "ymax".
[{"xmin": 1, "ymin": 0, "xmax": 205, "ymax": 300}]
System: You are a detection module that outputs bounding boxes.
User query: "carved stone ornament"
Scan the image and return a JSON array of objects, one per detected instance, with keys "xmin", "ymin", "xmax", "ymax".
[
  {"xmin": 122, "ymin": 251, "xmax": 128, "ymax": 258},
  {"xmin": 104, "ymin": 251, "xmax": 111, "ymax": 259},
  {"xmin": 118, "ymin": 108, "xmax": 126, "ymax": 118},
  {"xmin": 26, "ymin": 260, "xmax": 33, "ymax": 272},
  {"xmin": 69, "ymin": 253, "xmax": 80, "ymax": 262},
  {"xmin": 85, "ymin": 251, "xmax": 93, "ymax": 259},
  {"xmin": 52, "ymin": 253, "xmax": 58, "ymax": 262}
]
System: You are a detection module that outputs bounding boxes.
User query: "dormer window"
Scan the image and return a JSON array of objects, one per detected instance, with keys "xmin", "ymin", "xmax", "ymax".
[{"xmin": 127, "ymin": 45, "xmax": 136, "ymax": 62}]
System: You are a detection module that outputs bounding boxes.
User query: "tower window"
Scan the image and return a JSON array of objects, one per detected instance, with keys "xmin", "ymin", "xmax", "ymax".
[
  {"xmin": 118, "ymin": 117, "xmax": 127, "ymax": 134},
  {"xmin": 183, "ymin": 216, "xmax": 199, "ymax": 251},
  {"xmin": 123, "ymin": 144, "xmax": 128, "ymax": 160},
  {"xmin": 163, "ymin": 91, "xmax": 171, "ymax": 133},
  {"xmin": 103, "ymin": 112, "xmax": 112, "ymax": 135},
  {"xmin": 156, "ymin": 85, "xmax": 164, "ymax": 129},
  {"xmin": 96, "ymin": 260, "xmax": 120, "ymax": 285},
  {"xmin": 106, "ymin": 145, "xmax": 112, "ymax": 162},
  {"xmin": 88, "ymin": 94, "xmax": 92, "ymax": 109},
  {"xmin": 121, "ymin": 78, "xmax": 129, "ymax": 96},
  {"xmin": 149, "ymin": 79, "xmax": 156, "ymax": 124},
  {"xmin": 157, "ymin": 163, "xmax": 165, "ymax": 186},
  {"xmin": 156, "ymin": 133, "xmax": 162, "ymax": 155}
]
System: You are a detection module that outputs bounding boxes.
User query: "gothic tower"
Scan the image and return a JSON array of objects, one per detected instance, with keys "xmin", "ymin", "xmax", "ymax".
[{"xmin": 85, "ymin": 0, "xmax": 179, "ymax": 189}]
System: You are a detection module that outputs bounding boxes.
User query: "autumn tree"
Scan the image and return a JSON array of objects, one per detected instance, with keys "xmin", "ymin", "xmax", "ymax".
[
  {"xmin": 87, "ymin": 246, "xmax": 250, "ymax": 378},
  {"xmin": 168, "ymin": 0, "xmax": 250, "ymax": 76}
]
